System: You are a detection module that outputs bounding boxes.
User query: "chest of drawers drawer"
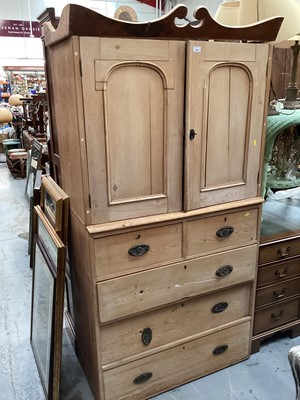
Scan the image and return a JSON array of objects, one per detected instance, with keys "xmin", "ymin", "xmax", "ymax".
[
  {"xmin": 102, "ymin": 321, "xmax": 251, "ymax": 400},
  {"xmin": 257, "ymin": 257, "xmax": 300, "ymax": 286},
  {"xmin": 100, "ymin": 284, "xmax": 252, "ymax": 365},
  {"xmin": 186, "ymin": 208, "xmax": 258, "ymax": 257},
  {"xmin": 94, "ymin": 223, "xmax": 183, "ymax": 279},
  {"xmin": 255, "ymin": 278, "xmax": 300, "ymax": 308},
  {"xmin": 259, "ymin": 237, "xmax": 300, "ymax": 265},
  {"xmin": 253, "ymin": 298, "xmax": 300, "ymax": 335},
  {"xmin": 97, "ymin": 245, "xmax": 257, "ymax": 322}
]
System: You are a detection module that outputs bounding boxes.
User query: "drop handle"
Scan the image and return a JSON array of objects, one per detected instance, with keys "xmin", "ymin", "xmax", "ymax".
[
  {"xmin": 141, "ymin": 327, "xmax": 152, "ymax": 346},
  {"xmin": 277, "ymin": 247, "xmax": 291, "ymax": 257},
  {"xmin": 271, "ymin": 310, "xmax": 284, "ymax": 321},
  {"xmin": 275, "ymin": 267, "xmax": 289, "ymax": 279},
  {"xmin": 212, "ymin": 302, "xmax": 228, "ymax": 313},
  {"xmin": 133, "ymin": 372, "xmax": 153, "ymax": 385},
  {"xmin": 273, "ymin": 288, "xmax": 286, "ymax": 299},
  {"xmin": 128, "ymin": 244, "xmax": 150, "ymax": 257},
  {"xmin": 216, "ymin": 226, "xmax": 234, "ymax": 239},
  {"xmin": 215, "ymin": 265, "xmax": 233, "ymax": 277},
  {"xmin": 213, "ymin": 344, "xmax": 228, "ymax": 356}
]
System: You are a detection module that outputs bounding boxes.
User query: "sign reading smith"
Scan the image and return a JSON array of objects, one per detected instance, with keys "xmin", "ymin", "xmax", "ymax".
[{"xmin": 0, "ymin": 20, "xmax": 41, "ymax": 38}]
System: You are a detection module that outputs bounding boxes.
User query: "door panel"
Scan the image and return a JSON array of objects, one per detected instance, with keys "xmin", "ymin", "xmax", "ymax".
[
  {"xmin": 205, "ymin": 65, "xmax": 249, "ymax": 188},
  {"xmin": 185, "ymin": 41, "xmax": 269, "ymax": 211},
  {"xmin": 105, "ymin": 64, "xmax": 165, "ymax": 203}
]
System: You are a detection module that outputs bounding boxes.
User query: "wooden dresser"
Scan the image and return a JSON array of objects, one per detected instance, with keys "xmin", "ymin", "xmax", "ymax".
[
  {"xmin": 252, "ymin": 234, "xmax": 300, "ymax": 353},
  {"xmin": 40, "ymin": 5, "xmax": 282, "ymax": 400}
]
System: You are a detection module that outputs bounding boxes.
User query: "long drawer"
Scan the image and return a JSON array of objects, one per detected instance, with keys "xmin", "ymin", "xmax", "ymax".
[
  {"xmin": 253, "ymin": 298, "xmax": 300, "ymax": 335},
  {"xmin": 259, "ymin": 237, "xmax": 300, "ymax": 265},
  {"xmin": 255, "ymin": 278, "xmax": 300, "ymax": 308},
  {"xmin": 257, "ymin": 257, "xmax": 300, "ymax": 287},
  {"xmin": 94, "ymin": 223, "xmax": 183, "ymax": 279},
  {"xmin": 100, "ymin": 284, "xmax": 252, "ymax": 365},
  {"xmin": 186, "ymin": 208, "xmax": 258, "ymax": 257},
  {"xmin": 102, "ymin": 321, "xmax": 251, "ymax": 400},
  {"xmin": 97, "ymin": 245, "xmax": 257, "ymax": 322}
]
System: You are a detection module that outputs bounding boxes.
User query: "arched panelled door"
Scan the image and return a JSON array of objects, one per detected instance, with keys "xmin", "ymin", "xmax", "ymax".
[
  {"xmin": 184, "ymin": 41, "xmax": 269, "ymax": 211},
  {"xmin": 80, "ymin": 38, "xmax": 185, "ymax": 224}
]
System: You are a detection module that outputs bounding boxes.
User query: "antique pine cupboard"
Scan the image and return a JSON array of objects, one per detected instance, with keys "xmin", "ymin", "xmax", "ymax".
[{"xmin": 40, "ymin": 5, "xmax": 282, "ymax": 400}]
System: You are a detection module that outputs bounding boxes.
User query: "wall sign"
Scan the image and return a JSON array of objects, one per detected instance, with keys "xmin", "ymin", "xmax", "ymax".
[{"xmin": 0, "ymin": 20, "xmax": 41, "ymax": 38}]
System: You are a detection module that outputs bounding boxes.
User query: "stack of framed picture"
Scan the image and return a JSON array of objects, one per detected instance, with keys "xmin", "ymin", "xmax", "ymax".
[{"xmin": 30, "ymin": 176, "xmax": 70, "ymax": 400}]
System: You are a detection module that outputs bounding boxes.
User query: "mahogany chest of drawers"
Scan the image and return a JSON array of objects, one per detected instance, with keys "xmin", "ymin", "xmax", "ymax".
[{"xmin": 252, "ymin": 235, "xmax": 300, "ymax": 353}]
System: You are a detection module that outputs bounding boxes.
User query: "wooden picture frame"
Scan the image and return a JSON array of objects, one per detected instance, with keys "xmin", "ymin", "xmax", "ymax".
[
  {"xmin": 31, "ymin": 205, "xmax": 66, "ymax": 400},
  {"xmin": 40, "ymin": 176, "xmax": 64, "ymax": 238},
  {"xmin": 25, "ymin": 139, "xmax": 43, "ymax": 200},
  {"xmin": 39, "ymin": 175, "xmax": 75, "ymax": 343},
  {"xmin": 29, "ymin": 169, "xmax": 42, "ymax": 264}
]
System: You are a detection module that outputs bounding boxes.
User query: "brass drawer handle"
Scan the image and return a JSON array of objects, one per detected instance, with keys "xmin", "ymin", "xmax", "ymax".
[
  {"xmin": 128, "ymin": 244, "xmax": 150, "ymax": 257},
  {"xmin": 275, "ymin": 267, "xmax": 289, "ymax": 279},
  {"xmin": 141, "ymin": 327, "xmax": 152, "ymax": 346},
  {"xmin": 271, "ymin": 310, "xmax": 284, "ymax": 321},
  {"xmin": 213, "ymin": 344, "xmax": 228, "ymax": 356},
  {"xmin": 215, "ymin": 265, "xmax": 233, "ymax": 277},
  {"xmin": 212, "ymin": 302, "xmax": 228, "ymax": 313},
  {"xmin": 216, "ymin": 226, "xmax": 234, "ymax": 239},
  {"xmin": 273, "ymin": 288, "xmax": 286, "ymax": 299},
  {"xmin": 277, "ymin": 247, "xmax": 291, "ymax": 258},
  {"xmin": 134, "ymin": 372, "xmax": 152, "ymax": 385}
]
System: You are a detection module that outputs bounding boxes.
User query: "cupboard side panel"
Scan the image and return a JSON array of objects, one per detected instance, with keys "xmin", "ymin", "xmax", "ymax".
[
  {"xmin": 69, "ymin": 212, "xmax": 102, "ymax": 400},
  {"xmin": 46, "ymin": 38, "xmax": 89, "ymax": 223}
]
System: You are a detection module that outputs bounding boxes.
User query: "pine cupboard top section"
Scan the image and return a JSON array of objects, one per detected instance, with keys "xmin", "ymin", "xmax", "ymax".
[{"xmin": 41, "ymin": 4, "xmax": 283, "ymax": 47}]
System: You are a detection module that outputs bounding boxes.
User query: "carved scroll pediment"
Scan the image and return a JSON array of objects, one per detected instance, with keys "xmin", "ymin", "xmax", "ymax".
[{"xmin": 42, "ymin": 3, "xmax": 283, "ymax": 46}]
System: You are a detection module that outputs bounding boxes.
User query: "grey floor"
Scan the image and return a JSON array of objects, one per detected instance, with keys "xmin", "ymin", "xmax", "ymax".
[{"xmin": 0, "ymin": 157, "xmax": 299, "ymax": 400}]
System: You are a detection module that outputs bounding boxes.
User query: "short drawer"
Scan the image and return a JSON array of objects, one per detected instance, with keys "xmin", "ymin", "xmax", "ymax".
[
  {"xmin": 259, "ymin": 238, "xmax": 300, "ymax": 265},
  {"xmin": 94, "ymin": 223, "xmax": 182, "ymax": 279},
  {"xmin": 102, "ymin": 321, "xmax": 251, "ymax": 400},
  {"xmin": 253, "ymin": 298, "xmax": 300, "ymax": 335},
  {"xmin": 100, "ymin": 284, "xmax": 252, "ymax": 365},
  {"xmin": 186, "ymin": 208, "xmax": 258, "ymax": 257},
  {"xmin": 255, "ymin": 278, "xmax": 300, "ymax": 308},
  {"xmin": 97, "ymin": 245, "xmax": 257, "ymax": 322},
  {"xmin": 257, "ymin": 257, "xmax": 300, "ymax": 287}
]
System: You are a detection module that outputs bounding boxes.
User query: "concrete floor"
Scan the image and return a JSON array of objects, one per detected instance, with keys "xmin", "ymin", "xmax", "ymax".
[{"xmin": 0, "ymin": 158, "xmax": 299, "ymax": 400}]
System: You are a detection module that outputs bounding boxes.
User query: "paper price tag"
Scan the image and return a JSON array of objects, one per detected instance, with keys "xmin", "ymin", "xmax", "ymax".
[{"xmin": 193, "ymin": 46, "xmax": 201, "ymax": 53}]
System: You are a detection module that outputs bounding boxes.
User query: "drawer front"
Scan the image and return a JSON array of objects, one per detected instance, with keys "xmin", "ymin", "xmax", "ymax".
[
  {"xmin": 100, "ymin": 284, "xmax": 252, "ymax": 365},
  {"xmin": 103, "ymin": 321, "xmax": 251, "ymax": 400},
  {"xmin": 255, "ymin": 278, "xmax": 300, "ymax": 308},
  {"xmin": 259, "ymin": 238, "xmax": 300, "ymax": 265},
  {"xmin": 253, "ymin": 298, "xmax": 300, "ymax": 335},
  {"xmin": 94, "ymin": 223, "xmax": 182, "ymax": 279},
  {"xmin": 257, "ymin": 258, "xmax": 300, "ymax": 287},
  {"xmin": 97, "ymin": 245, "xmax": 257, "ymax": 322},
  {"xmin": 186, "ymin": 208, "xmax": 258, "ymax": 257}
]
